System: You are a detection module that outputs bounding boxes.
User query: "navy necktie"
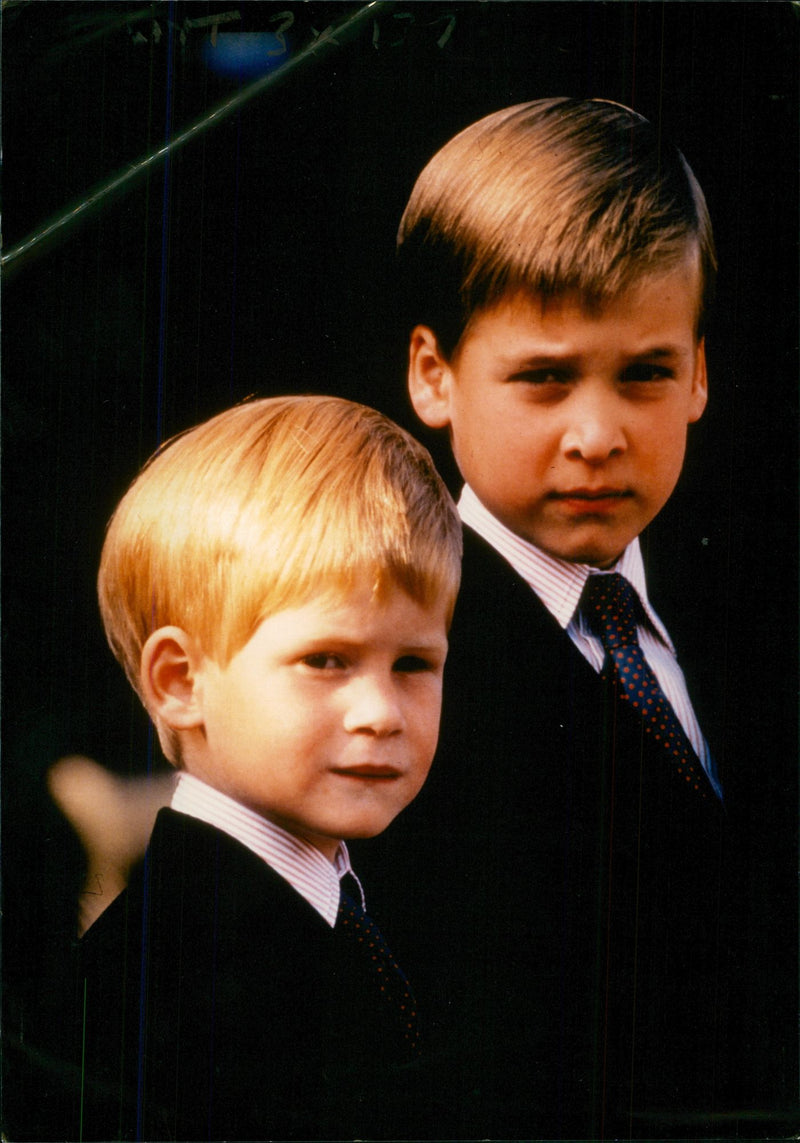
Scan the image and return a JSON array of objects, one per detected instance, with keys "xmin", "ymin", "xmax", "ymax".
[
  {"xmin": 582, "ymin": 572, "xmax": 713, "ymax": 799},
  {"xmin": 338, "ymin": 887, "xmax": 420, "ymax": 1054}
]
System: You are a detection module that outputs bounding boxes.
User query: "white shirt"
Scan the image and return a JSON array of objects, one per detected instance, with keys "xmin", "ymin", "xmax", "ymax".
[
  {"xmin": 459, "ymin": 484, "xmax": 722, "ymax": 798},
  {"xmin": 171, "ymin": 773, "xmax": 365, "ymax": 926}
]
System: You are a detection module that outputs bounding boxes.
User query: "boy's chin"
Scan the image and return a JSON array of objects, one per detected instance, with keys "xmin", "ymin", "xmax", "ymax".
[
  {"xmin": 506, "ymin": 510, "xmax": 639, "ymax": 567},
  {"xmin": 345, "ymin": 805, "xmax": 416, "ymax": 841},
  {"xmin": 539, "ymin": 538, "xmax": 629, "ymax": 569},
  {"xmin": 581, "ymin": 549, "xmax": 626, "ymax": 570},
  {"xmin": 533, "ymin": 521, "xmax": 642, "ymax": 568}
]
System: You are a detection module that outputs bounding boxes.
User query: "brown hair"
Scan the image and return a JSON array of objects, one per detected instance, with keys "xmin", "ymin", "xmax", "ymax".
[{"xmin": 398, "ymin": 98, "xmax": 716, "ymax": 357}]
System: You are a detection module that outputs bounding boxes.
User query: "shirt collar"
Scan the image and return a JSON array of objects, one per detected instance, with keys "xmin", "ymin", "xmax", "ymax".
[
  {"xmin": 171, "ymin": 773, "xmax": 352, "ymax": 926},
  {"xmin": 457, "ymin": 484, "xmax": 673, "ymax": 649}
]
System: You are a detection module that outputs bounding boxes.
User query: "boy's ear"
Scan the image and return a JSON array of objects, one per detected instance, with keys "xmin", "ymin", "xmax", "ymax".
[
  {"xmin": 687, "ymin": 337, "xmax": 709, "ymax": 423},
  {"xmin": 140, "ymin": 627, "xmax": 205, "ymax": 731},
  {"xmin": 408, "ymin": 325, "xmax": 454, "ymax": 429}
]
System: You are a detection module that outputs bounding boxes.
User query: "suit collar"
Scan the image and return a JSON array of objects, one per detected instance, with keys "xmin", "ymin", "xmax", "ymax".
[{"xmin": 171, "ymin": 774, "xmax": 349, "ymax": 925}]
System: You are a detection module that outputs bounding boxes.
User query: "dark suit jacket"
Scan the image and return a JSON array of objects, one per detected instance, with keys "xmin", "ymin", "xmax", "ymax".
[
  {"xmin": 50, "ymin": 810, "xmax": 420, "ymax": 1142},
  {"xmin": 355, "ymin": 526, "xmax": 797, "ymax": 1139}
]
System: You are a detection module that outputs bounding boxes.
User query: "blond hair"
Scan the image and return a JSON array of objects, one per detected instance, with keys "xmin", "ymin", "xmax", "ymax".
[
  {"xmin": 398, "ymin": 97, "xmax": 716, "ymax": 357},
  {"xmin": 99, "ymin": 395, "xmax": 461, "ymax": 711}
]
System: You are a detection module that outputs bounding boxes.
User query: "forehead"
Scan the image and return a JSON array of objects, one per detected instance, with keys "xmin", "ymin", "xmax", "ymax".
[
  {"xmin": 456, "ymin": 257, "xmax": 703, "ymax": 360},
  {"xmin": 242, "ymin": 581, "xmax": 451, "ymax": 656},
  {"xmin": 264, "ymin": 571, "xmax": 454, "ymax": 630}
]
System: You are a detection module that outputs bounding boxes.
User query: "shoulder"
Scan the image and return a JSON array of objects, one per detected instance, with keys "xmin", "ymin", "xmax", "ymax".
[
  {"xmin": 453, "ymin": 527, "xmax": 553, "ymax": 637},
  {"xmin": 81, "ymin": 810, "xmax": 334, "ymax": 978},
  {"xmin": 458, "ymin": 525, "xmax": 530, "ymax": 596},
  {"xmin": 149, "ymin": 809, "xmax": 334, "ymax": 941},
  {"xmin": 447, "ymin": 526, "xmax": 577, "ymax": 689}
]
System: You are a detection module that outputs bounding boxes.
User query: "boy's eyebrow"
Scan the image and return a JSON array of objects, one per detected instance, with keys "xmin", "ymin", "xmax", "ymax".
[
  {"xmin": 629, "ymin": 345, "xmax": 693, "ymax": 360},
  {"xmin": 506, "ymin": 343, "xmax": 693, "ymax": 369},
  {"xmin": 297, "ymin": 633, "xmax": 448, "ymax": 653}
]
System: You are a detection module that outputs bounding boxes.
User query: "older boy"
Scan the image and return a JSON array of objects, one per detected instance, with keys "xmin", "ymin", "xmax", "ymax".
[
  {"xmin": 357, "ymin": 98, "xmax": 764, "ymax": 1138},
  {"xmin": 59, "ymin": 396, "xmax": 461, "ymax": 1141}
]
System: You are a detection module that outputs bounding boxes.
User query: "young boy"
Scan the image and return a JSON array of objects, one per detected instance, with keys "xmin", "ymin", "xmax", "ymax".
[
  {"xmin": 357, "ymin": 98, "xmax": 764, "ymax": 1138},
  {"xmin": 60, "ymin": 395, "xmax": 462, "ymax": 1141}
]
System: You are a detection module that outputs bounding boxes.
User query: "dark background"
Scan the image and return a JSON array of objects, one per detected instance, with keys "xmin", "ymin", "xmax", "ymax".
[{"xmin": 3, "ymin": 0, "xmax": 798, "ymax": 1131}]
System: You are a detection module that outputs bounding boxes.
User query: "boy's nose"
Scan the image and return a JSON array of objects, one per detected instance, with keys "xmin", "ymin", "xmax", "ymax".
[
  {"xmin": 342, "ymin": 675, "xmax": 404, "ymax": 736},
  {"xmin": 560, "ymin": 395, "xmax": 626, "ymax": 464}
]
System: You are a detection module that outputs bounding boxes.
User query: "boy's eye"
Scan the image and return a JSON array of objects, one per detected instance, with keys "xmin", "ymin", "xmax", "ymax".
[
  {"xmin": 302, "ymin": 653, "xmax": 345, "ymax": 670},
  {"xmin": 393, "ymin": 655, "xmax": 435, "ymax": 674},
  {"xmin": 621, "ymin": 363, "xmax": 674, "ymax": 383},
  {"xmin": 508, "ymin": 369, "xmax": 569, "ymax": 386}
]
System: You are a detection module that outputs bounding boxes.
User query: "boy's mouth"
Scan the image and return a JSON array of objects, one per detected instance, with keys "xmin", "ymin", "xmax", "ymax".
[
  {"xmin": 546, "ymin": 484, "xmax": 635, "ymax": 516},
  {"xmin": 550, "ymin": 487, "xmax": 632, "ymax": 510},
  {"xmin": 333, "ymin": 765, "xmax": 403, "ymax": 780},
  {"xmin": 551, "ymin": 487, "xmax": 631, "ymax": 501}
]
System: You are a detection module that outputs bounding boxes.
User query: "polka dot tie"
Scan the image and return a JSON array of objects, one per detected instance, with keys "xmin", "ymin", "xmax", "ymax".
[
  {"xmin": 582, "ymin": 573, "xmax": 711, "ymax": 799},
  {"xmin": 337, "ymin": 891, "xmax": 420, "ymax": 1054}
]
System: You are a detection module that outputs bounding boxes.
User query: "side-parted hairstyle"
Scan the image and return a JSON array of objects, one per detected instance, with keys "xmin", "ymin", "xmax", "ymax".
[
  {"xmin": 98, "ymin": 395, "xmax": 462, "ymax": 705},
  {"xmin": 398, "ymin": 97, "xmax": 716, "ymax": 358}
]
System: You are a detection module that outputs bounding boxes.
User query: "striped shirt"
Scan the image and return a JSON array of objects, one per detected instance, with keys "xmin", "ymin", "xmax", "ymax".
[
  {"xmin": 459, "ymin": 484, "xmax": 721, "ymax": 798},
  {"xmin": 171, "ymin": 772, "xmax": 366, "ymax": 926}
]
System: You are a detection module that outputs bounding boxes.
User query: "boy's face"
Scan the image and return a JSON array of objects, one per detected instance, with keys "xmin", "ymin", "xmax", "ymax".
[
  {"xmin": 185, "ymin": 584, "xmax": 448, "ymax": 859},
  {"xmin": 409, "ymin": 260, "xmax": 707, "ymax": 568}
]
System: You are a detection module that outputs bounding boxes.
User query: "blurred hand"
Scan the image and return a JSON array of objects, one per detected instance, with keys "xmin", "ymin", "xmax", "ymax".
[{"xmin": 47, "ymin": 755, "xmax": 174, "ymax": 934}]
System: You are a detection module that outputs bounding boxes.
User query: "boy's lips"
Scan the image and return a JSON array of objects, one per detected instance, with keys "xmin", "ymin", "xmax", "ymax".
[
  {"xmin": 551, "ymin": 486, "xmax": 631, "ymax": 499},
  {"xmin": 550, "ymin": 487, "xmax": 633, "ymax": 510},
  {"xmin": 333, "ymin": 765, "xmax": 403, "ymax": 780}
]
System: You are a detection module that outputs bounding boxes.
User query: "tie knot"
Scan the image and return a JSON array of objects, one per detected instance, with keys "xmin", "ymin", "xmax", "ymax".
[{"xmin": 582, "ymin": 573, "xmax": 639, "ymax": 650}]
